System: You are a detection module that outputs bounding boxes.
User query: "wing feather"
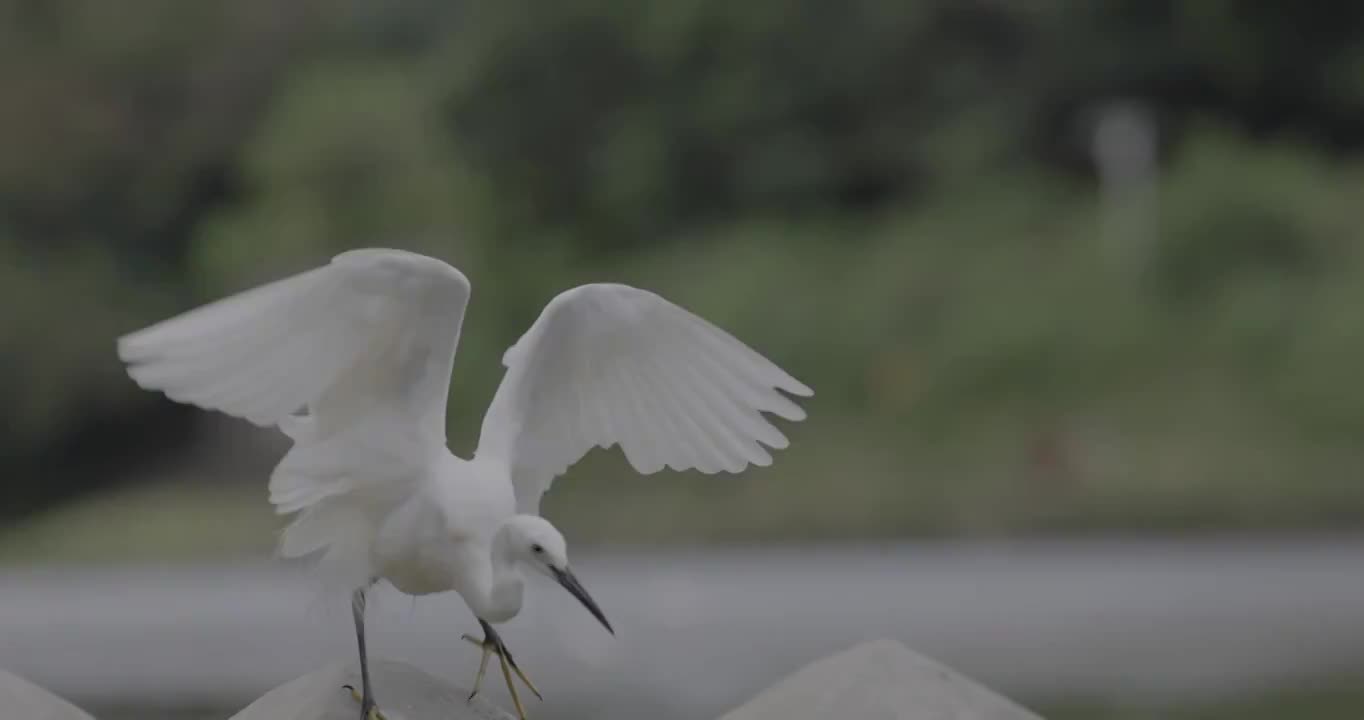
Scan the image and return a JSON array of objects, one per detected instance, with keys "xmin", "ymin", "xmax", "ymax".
[
  {"xmin": 476, "ymin": 283, "xmax": 811, "ymax": 514},
  {"xmin": 117, "ymin": 248, "xmax": 472, "ymax": 528}
]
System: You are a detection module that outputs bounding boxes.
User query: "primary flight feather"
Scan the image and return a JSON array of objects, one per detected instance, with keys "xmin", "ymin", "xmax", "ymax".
[{"xmin": 116, "ymin": 248, "xmax": 811, "ymax": 720}]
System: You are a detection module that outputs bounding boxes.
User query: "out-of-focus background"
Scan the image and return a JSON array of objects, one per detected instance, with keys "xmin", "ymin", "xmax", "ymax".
[{"xmin": 3, "ymin": 2, "xmax": 1364, "ymax": 718}]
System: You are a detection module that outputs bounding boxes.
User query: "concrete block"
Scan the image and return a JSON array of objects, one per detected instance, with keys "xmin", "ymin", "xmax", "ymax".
[
  {"xmin": 0, "ymin": 669, "xmax": 95, "ymax": 720},
  {"xmin": 229, "ymin": 658, "xmax": 514, "ymax": 720},
  {"xmin": 718, "ymin": 639, "xmax": 1046, "ymax": 720}
]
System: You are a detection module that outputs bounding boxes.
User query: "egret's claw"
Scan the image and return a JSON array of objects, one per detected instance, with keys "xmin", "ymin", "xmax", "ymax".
[{"xmin": 343, "ymin": 684, "xmax": 388, "ymax": 720}]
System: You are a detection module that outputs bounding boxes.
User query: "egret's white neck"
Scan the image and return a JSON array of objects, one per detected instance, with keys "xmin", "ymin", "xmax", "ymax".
[{"xmin": 476, "ymin": 524, "xmax": 525, "ymax": 623}]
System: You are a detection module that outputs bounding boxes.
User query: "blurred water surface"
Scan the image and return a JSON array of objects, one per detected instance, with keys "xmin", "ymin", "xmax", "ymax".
[{"xmin": 5, "ymin": 537, "xmax": 1364, "ymax": 720}]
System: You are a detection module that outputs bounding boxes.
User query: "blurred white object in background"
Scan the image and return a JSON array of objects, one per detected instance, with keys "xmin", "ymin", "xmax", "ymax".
[{"xmin": 1091, "ymin": 99, "xmax": 1159, "ymax": 273}]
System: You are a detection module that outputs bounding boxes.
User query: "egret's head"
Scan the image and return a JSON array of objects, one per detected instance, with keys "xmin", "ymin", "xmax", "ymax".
[
  {"xmin": 505, "ymin": 515, "xmax": 569, "ymax": 570},
  {"xmin": 504, "ymin": 515, "xmax": 613, "ymax": 635}
]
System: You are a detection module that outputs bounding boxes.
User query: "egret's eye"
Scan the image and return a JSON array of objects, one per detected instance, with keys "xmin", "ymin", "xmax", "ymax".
[{"xmin": 531, "ymin": 543, "xmax": 544, "ymax": 554}]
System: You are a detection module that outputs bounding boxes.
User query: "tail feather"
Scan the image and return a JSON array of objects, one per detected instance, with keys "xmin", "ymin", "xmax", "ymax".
[
  {"xmin": 278, "ymin": 500, "xmax": 375, "ymax": 595},
  {"xmin": 269, "ymin": 409, "xmax": 420, "ymax": 593},
  {"xmin": 267, "ymin": 415, "xmax": 398, "ymax": 514}
]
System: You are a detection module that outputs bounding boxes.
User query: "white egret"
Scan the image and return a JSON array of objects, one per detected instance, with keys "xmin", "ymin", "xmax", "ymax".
[{"xmin": 116, "ymin": 248, "xmax": 811, "ymax": 720}]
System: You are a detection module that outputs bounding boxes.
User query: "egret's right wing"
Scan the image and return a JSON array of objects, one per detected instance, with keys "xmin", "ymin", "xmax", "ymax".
[{"xmin": 117, "ymin": 248, "xmax": 472, "ymax": 515}]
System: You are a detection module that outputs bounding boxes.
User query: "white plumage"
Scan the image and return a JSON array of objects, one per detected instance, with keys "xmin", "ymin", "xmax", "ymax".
[{"xmin": 116, "ymin": 248, "xmax": 811, "ymax": 719}]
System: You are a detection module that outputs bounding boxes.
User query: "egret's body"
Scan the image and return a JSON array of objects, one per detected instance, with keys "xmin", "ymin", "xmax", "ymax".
[
  {"xmin": 372, "ymin": 456, "xmax": 512, "ymax": 603},
  {"xmin": 116, "ymin": 249, "xmax": 810, "ymax": 720}
]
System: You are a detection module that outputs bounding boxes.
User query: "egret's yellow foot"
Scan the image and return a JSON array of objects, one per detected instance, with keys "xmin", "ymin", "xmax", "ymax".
[
  {"xmin": 462, "ymin": 633, "xmax": 494, "ymax": 700},
  {"xmin": 462, "ymin": 622, "xmax": 542, "ymax": 720},
  {"xmin": 497, "ymin": 644, "xmax": 530, "ymax": 720},
  {"xmin": 343, "ymin": 684, "xmax": 388, "ymax": 720}
]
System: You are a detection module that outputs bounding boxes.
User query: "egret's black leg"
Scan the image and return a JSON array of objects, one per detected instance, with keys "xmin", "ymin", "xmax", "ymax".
[{"xmin": 345, "ymin": 586, "xmax": 386, "ymax": 720}]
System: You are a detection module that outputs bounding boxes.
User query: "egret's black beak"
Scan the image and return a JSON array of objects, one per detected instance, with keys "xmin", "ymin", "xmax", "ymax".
[{"xmin": 551, "ymin": 566, "xmax": 614, "ymax": 635}]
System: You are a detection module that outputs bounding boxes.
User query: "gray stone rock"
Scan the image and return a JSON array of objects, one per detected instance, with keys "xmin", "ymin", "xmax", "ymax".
[
  {"xmin": 0, "ymin": 669, "xmax": 95, "ymax": 720},
  {"xmin": 229, "ymin": 658, "xmax": 514, "ymax": 720},
  {"xmin": 718, "ymin": 639, "xmax": 1046, "ymax": 720}
]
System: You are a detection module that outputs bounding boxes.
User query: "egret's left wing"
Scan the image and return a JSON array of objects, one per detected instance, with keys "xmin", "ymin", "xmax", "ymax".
[{"xmin": 475, "ymin": 283, "xmax": 811, "ymax": 515}]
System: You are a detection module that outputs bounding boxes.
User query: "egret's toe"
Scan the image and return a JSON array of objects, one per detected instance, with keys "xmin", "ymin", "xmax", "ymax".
[
  {"xmin": 462, "ymin": 634, "xmax": 495, "ymax": 701},
  {"xmin": 497, "ymin": 650, "xmax": 530, "ymax": 720},
  {"xmin": 504, "ymin": 653, "xmax": 542, "ymax": 701},
  {"xmin": 343, "ymin": 683, "xmax": 388, "ymax": 720}
]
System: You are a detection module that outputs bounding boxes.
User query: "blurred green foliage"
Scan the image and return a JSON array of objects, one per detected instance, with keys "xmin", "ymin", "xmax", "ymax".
[{"xmin": 4, "ymin": 0, "xmax": 1364, "ymax": 538}]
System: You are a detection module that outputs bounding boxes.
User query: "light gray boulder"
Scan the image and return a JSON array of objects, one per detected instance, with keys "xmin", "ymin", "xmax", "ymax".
[
  {"xmin": 718, "ymin": 639, "xmax": 1046, "ymax": 720},
  {"xmin": 231, "ymin": 639, "xmax": 1044, "ymax": 720},
  {"xmin": 229, "ymin": 658, "xmax": 514, "ymax": 720},
  {"xmin": 0, "ymin": 669, "xmax": 95, "ymax": 720}
]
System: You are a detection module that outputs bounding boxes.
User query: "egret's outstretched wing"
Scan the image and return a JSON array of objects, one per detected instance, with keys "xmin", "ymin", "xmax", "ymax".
[
  {"xmin": 119, "ymin": 248, "xmax": 470, "ymax": 435},
  {"xmin": 476, "ymin": 283, "xmax": 812, "ymax": 514},
  {"xmin": 117, "ymin": 249, "xmax": 471, "ymax": 577}
]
